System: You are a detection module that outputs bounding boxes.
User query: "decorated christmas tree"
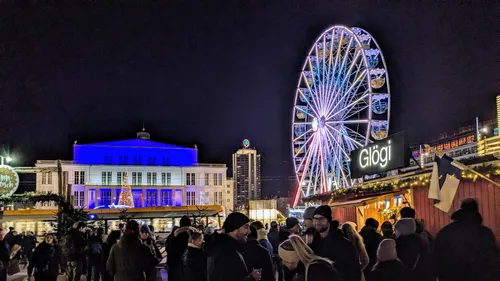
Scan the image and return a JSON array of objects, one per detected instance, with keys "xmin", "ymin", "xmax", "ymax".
[{"xmin": 117, "ymin": 172, "xmax": 134, "ymax": 208}]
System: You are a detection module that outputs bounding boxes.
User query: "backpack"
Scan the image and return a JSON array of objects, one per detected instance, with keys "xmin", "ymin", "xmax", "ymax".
[{"xmin": 89, "ymin": 242, "xmax": 103, "ymax": 254}]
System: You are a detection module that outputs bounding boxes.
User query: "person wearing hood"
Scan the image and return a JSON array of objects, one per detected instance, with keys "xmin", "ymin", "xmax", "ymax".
[
  {"xmin": 359, "ymin": 218, "xmax": 382, "ymax": 281},
  {"xmin": 434, "ymin": 198, "xmax": 500, "ymax": 281},
  {"xmin": 394, "ymin": 218, "xmax": 432, "ymax": 281},
  {"xmin": 400, "ymin": 207, "xmax": 434, "ymax": 248},
  {"xmin": 28, "ymin": 233, "xmax": 62, "ymax": 281},
  {"xmin": 206, "ymin": 212, "xmax": 261, "ymax": 281},
  {"xmin": 106, "ymin": 220, "xmax": 153, "ymax": 281},
  {"xmin": 309, "ymin": 205, "xmax": 361, "ymax": 281},
  {"xmin": 241, "ymin": 226, "xmax": 275, "ymax": 281},
  {"xmin": 370, "ymin": 239, "xmax": 406, "ymax": 281}
]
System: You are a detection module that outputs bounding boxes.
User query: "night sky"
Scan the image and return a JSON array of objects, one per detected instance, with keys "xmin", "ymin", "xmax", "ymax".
[{"xmin": 1, "ymin": 0, "xmax": 499, "ymax": 196}]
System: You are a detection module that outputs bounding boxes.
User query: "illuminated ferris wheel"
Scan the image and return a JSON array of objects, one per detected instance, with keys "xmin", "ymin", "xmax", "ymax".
[{"xmin": 292, "ymin": 25, "xmax": 391, "ymax": 207}]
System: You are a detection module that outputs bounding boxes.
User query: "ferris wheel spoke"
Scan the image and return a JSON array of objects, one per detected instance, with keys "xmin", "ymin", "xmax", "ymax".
[
  {"xmin": 297, "ymin": 89, "xmax": 321, "ymax": 117},
  {"xmin": 339, "ymin": 77, "xmax": 369, "ymax": 116},
  {"xmin": 326, "ymin": 123, "xmax": 364, "ymax": 149},
  {"xmin": 326, "ymin": 69, "xmax": 367, "ymax": 120},
  {"xmin": 324, "ymin": 128, "xmax": 352, "ymax": 160},
  {"xmin": 341, "ymin": 103, "xmax": 369, "ymax": 121},
  {"xmin": 327, "ymin": 35, "xmax": 354, "ymax": 109},
  {"xmin": 326, "ymin": 119, "xmax": 369, "ymax": 125},
  {"xmin": 327, "ymin": 89, "xmax": 369, "ymax": 121},
  {"xmin": 325, "ymin": 49, "xmax": 363, "ymax": 116},
  {"xmin": 302, "ymin": 72, "xmax": 322, "ymax": 116},
  {"xmin": 294, "ymin": 134, "xmax": 317, "ymax": 175},
  {"xmin": 293, "ymin": 127, "xmax": 313, "ymax": 142},
  {"xmin": 294, "ymin": 134, "xmax": 315, "ymax": 157},
  {"xmin": 342, "ymin": 125, "xmax": 367, "ymax": 148}
]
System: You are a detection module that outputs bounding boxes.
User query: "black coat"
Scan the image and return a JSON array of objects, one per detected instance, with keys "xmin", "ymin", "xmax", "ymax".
[
  {"xmin": 241, "ymin": 240, "xmax": 275, "ymax": 281},
  {"xmin": 106, "ymin": 233, "xmax": 153, "ymax": 281},
  {"xmin": 359, "ymin": 225, "xmax": 382, "ymax": 279},
  {"xmin": 267, "ymin": 228, "xmax": 280, "ymax": 254},
  {"xmin": 28, "ymin": 242, "xmax": 63, "ymax": 279},
  {"xmin": 291, "ymin": 260, "xmax": 342, "ymax": 281},
  {"xmin": 371, "ymin": 260, "xmax": 407, "ymax": 281},
  {"xmin": 310, "ymin": 228, "xmax": 361, "ymax": 281},
  {"xmin": 66, "ymin": 229, "xmax": 87, "ymax": 261},
  {"xmin": 396, "ymin": 232, "xmax": 432, "ymax": 281},
  {"xmin": 205, "ymin": 233, "xmax": 252, "ymax": 281},
  {"xmin": 101, "ymin": 241, "xmax": 117, "ymax": 281},
  {"xmin": 434, "ymin": 209, "xmax": 500, "ymax": 281},
  {"xmin": 182, "ymin": 246, "xmax": 207, "ymax": 281}
]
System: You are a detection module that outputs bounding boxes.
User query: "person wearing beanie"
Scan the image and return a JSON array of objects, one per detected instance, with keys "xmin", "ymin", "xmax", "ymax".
[
  {"xmin": 205, "ymin": 212, "xmax": 261, "ymax": 281},
  {"xmin": 434, "ymin": 198, "xmax": 500, "ymax": 281},
  {"xmin": 106, "ymin": 219, "xmax": 153, "ymax": 281},
  {"xmin": 139, "ymin": 225, "xmax": 162, "ymax": 281},
  {"xmin": 250, "ymin": 221, "xmax": 273, "ymax": 255},
  {"xmin": 371, "ymin": 239, "xmax": 406, "ymax": 281},
  {"xmin": 393, "ymin": 218, "xmax": 432, "ymax": 281},
  {"xmin": 303, "ymin": 206, "xmax": 316, "ymax": 230},
  {"xmin": 359, "ymin": 217, "xmax": 382, "ymax": 281},
  {"xmin": 167, "ymin": 216, "xmax": 195, "ymax": 281},
  {"xmin": 309, "ymin": 205, "xmax": 361, "ymax": 281}
]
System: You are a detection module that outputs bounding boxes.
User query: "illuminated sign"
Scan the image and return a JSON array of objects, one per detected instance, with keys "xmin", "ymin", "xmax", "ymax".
[
  {"xmin": 0, "ymin": 165, "xmax": 19, "ymax": 196},
  {"xmin": 243, "ymin": 139, "xmax": 250, "ymax": 148},
  {"xmin": 350, "ymin": 132, "xmax": 408, "ymax": 178}
]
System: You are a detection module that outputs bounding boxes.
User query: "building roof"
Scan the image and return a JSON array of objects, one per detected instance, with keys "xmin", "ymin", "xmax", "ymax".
[{"xmin": 74, "ymin": 139, "xmax": 196, "ymax": 150}]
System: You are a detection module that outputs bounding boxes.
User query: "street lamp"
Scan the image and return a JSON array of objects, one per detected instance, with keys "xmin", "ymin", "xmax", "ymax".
[{"xmin": 0, "ymin": 156, "xmax": 12, "ymax": 166}]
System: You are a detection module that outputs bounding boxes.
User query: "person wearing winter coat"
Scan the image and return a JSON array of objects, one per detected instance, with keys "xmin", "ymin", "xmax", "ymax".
[
  {"xmin": 139, "ymin": 224, "xmax": 162, "ymax": 281},
  {"xmin": 394, "ymin": 218, "xmax": 432, "ymax": 281},
  {"xmin": 370, "ymin": 239, "xmax": 406, "ymax": 281},
  {"xmin": 22, "ymin": 231, "xmax": 37, "ymax": 266},
  {"xmin": 166, "ymin": 216, "xmax": 192, "ymax": 281},
  {"xmin": 66, "ymin": 222, "xmax": 88, "ymax": 281},
  {"xmin": 182, "ymin": 231, "xmax": 206, "ymax": 281},
  {"xmin": 309, "ymin": 205, "xmax": 361, "ymax": 281},
  {"xmin": 101, "ymin": 230, "xmax": 121, "ymax": 281},
  {"xmin": 278, "ymin": 234, "xmax": 341, "ymax": 281},
  {"xmin": 28, "ymin": 234, "xmax": 63, "ymax": 281},
  {"xmin": 106, "ymin": 220, "xmax": 153, "ymax": 281},
  {"xmin": 380, "ymin": 221, "xmax": 395, "ymax": 240},
  {"xmin": 342, "ymin": 222, "xmax": 370, "ymax": 280},
  {"xmin": 434, "ymin": 198, "xmax": 500, "ymax": 281},
  {"xmin": 250, "ymin": 221, "xmax": 274, "ymax": 255},
  {"xmin": 0, "ymin": 228, "xmax": 10, "ymax": 281},
  {"xmin": 241, "ymin": 226, "xmax": 275, "ymax": 281},
  {"xmin": 205, "ymin": 212, "xmax": 261, "ymax": 281},
  {"xmin": 359, "ymin": 218, "xmax": 382, "ymax": 281},
  {"xmin": 87, "ymin": 227, "xmax": 104, "ymax": 281}
]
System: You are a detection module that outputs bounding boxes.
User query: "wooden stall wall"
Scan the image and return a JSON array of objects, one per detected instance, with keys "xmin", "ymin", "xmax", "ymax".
[
  {"xmin": 413, "ymin": 177, "xmax": 500, "ymax": 238},
  {"xmin": 331, "ymin": 205, "xmax": 357, "ymax": 224}
]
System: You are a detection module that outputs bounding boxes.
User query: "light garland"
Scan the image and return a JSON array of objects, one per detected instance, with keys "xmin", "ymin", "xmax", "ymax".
[{"xmin": 303, "ymin": 163, "xmax": 500, "ymax": 204}]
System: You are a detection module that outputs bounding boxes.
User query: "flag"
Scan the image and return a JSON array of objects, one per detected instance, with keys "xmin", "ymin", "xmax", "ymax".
[{"xmin": 428, "ymin": 154, "xmax": 463, "ymax": 212}]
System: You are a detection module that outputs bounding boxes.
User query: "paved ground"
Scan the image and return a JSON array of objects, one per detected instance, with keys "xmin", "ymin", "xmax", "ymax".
[{"xmin": 7, "ymin": 268, "xmax": 168, "ymax": 281}]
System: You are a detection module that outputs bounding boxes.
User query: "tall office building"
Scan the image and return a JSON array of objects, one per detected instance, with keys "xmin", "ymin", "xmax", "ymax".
[{"xmin": 232, "ymin": 139, "xmax": 261, "ymax": 209}]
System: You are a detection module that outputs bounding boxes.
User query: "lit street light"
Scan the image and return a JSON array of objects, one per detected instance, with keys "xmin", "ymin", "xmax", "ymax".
[{"xmin": 0, "ymin": 156, "xmax": 13, "ymax": 165}]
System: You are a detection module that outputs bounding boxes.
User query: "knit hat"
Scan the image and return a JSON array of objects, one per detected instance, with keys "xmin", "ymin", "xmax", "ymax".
[
  {"xmin": 394, "ymin": 218, "xmax": 416, "ymax": 238},
  {"xmin": 140, "ymin": 224, "xmax": 152, "ymax": 234},
  {"xmin": 222, "ymin": 212, "xmax": 250, "ymax": 233},
  {"xmin": 377, "ymin": 239, "xmax": 397, "ymax": 262},
  {"xmin": 180, "ymin": 216, "xmax": 192, "ymax": 227},
  {"xmin": 125, "ymin": 220, "xmax": 140, "ymax": 234},
  {"xmin": 286, "ymin": 217, "xmax": 300, "ymax": 230},
  {"xmin": 303, "ymin": 206, "xmax": 316, "ymax": 220},
  {"xmin": 313, "ymin": 205, "xmax": 332, "ymax": 222}
]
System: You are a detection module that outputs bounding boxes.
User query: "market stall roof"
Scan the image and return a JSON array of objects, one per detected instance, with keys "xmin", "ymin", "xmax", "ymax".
[{"xmin": 330, "ymin": 190, "xmax": 408, "ymax": 208}]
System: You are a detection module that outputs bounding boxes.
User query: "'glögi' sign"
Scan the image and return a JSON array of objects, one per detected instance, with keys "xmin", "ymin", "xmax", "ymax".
[
  {"xmin": 0, "ymin": 165, "xmax": 19, "ymax": 196},
  {"xmin": 350, "ymin": 132, "xmax": 408, "ymax": 178}
]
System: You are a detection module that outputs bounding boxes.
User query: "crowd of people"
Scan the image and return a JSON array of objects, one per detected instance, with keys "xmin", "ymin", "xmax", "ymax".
[{"xmin": 0, "ymin": 197, "xmax": 499, "ymax": 281}]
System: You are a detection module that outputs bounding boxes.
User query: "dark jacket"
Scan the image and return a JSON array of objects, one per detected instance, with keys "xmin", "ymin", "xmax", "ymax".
[
  {"xmin": 182, "ymin": 245, "xmax": 207, "ymax": 281},
  {"xmin": 106, "ymin": 233, "xmax": 153, "ymax": 281},
  {"xmin": 205, "ymin": 233, "xmax": 252, "ymax": 281},
  {"xmin": 310, "ymin": 228, "xmax": 361, "ymax": 281},
  {"xmin": 434, "ymin": 209, "xmax": 500, "ymax": 281},
  {"xmin": 87, "ymin": 235, "xmax": 104, "ymax": 266},
  {"xmin": 290, "ymin": 260, "xmax": 342, "ymax": 281},
  {"xmin": 22, "ymin": 235, "xmax": 37, "ymax": 254},
  {"xmin": 28, "ymin": 242, "xmax": 63, "ymax": 278},
  {"xmin": 395, "ymin": 231, "xmax": 432, "ymax": 281},
  {"xmin": 0, "ymin": 239, "xmax": 9, "ymax": 281},
  {"xmin": 66, "ymin": 229, "xmax": 87, "ymax": 261},
  {"xmin": 258, "ymin": 239, "xmax": 274, "ymax": 256},
  {"xmin": 241, "ymin": 240, "xmax": 275, "ymax": 281},
  {"xmin": 267, "ymin": 228, "xmax": 280, "ymax": 254},
  {"xmin": 102, "ymin": 240, "xmax": 117, "ymax": 281},
  {"xmin": 371, "ymin": 260, "xmax": 407, "ymax": 281},
  {"xmin": 142, "ymin": 238, "xmax": 162, "ymax": 281},
  {"xmin": 359, "ymin": 225, "xmax": 382, "ymax": 277}
]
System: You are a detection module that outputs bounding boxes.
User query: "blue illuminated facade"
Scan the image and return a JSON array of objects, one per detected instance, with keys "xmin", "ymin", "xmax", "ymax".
[{"xmin": 73, "ymin": 139, "xmax": 198, "ymax": 166}]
